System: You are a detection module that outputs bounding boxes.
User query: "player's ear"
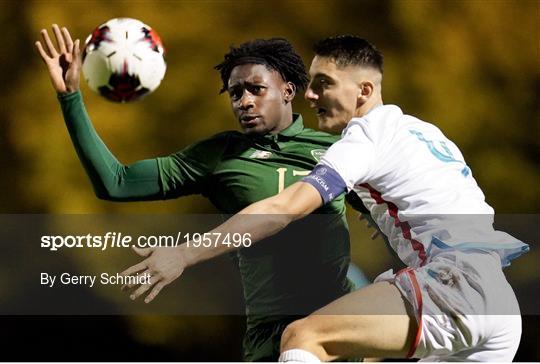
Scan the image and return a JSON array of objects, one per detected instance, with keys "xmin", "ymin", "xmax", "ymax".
[
  {"xmin": 284, "ymin": 81, "xmax": 296, "ymax": 104},
  {"xmin": 357, "ymin": 81, "xmax": 374, "ymax": 105}
]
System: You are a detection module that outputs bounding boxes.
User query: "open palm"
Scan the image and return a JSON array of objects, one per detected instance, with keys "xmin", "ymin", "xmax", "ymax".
[{"xmin": 35, "ymin": 24, "xmax": 81, "ymax": 94}]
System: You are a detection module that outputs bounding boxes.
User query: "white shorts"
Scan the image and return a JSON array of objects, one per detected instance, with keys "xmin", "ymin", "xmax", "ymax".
[{"xmin": 375, "ymin": 250, "xmax": 522, "ymax": 361}]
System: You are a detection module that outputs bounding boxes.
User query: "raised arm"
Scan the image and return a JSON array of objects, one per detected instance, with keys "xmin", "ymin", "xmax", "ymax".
[
  {"xmin": 122, "ymin": 181, "xmax": 324, "ymax": 302},
  {"xmin": 59, "ymin": 91, "xmax": 162, "ymax": 200},
  {"xmin": 36, "ymin": 25, "xmax": 161, "ymax": 201}
]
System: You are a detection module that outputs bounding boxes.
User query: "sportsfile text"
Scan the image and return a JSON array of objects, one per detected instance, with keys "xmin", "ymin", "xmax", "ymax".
[
  {"xmin": 40, "ymin": 232, "xmax": 253, "ymax": 251},
  {"xmin": 41, "ymin": 232, "xmax": 180, "ymax": 251}
]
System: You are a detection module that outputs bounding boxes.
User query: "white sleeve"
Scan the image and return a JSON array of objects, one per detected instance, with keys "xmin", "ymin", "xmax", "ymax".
[{"xmin": 319, "ymin": 120, "xmax": 376, "ymax": 190}]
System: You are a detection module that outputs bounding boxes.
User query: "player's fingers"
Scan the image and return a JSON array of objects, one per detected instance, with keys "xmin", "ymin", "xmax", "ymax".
[
  {"xmin": 61, "ymin": 26, "xmax": 73, "ymax": 52},
  {"xmin": 129, "ymin": 279, "xmax": 155, "ymax": 301},
  {"xmin": 144, "ymin": 281, "xmax": 166, "ymax": 303},
  {"xmin": 358, "ymin": 213, "xmax": 365, "ymax": 221},
  {"xmin": 35, "ymin": 41, "xmax": 51, "ymax": 62},
  {"xmin": 121, "ymin": 283, "xmax": 134, "ymax": 292},
  {"xmin": 41, "ymin": 28, "xmax": 58, "ymax": 57},
  {"xmin": 133, "ymin": 245, "xmax": 153, "ymax": 257},
  {"xmin": 370, "ymin": 230, "xmax": 380, "ymax": 240},
  {"xmin": 72, "ymin": 39, "xmax": 81, "ymax": 66},
  {"xmin": 52, "ymin": 24, "xmax": 66, "ymax": 54},
  {"xmin": 72, "ymin": 39, "xmax": 82, "ymax": 67},
  {"xmin": 121, "ymin": 269, "xmax": 151, "ymax": 291},
  {"xmin": 120, "ymin": 261, "xmax": 147, "ymax": 277}
]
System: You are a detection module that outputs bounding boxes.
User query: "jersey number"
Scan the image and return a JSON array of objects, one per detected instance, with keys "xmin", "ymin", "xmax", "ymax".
[
  {"xmin": 409, "ymin": 130, "xmax": 470, "ymax": 176},
  {"xmin": 276, "ymin": 168, "xmax": 310, "ymax": 193}
]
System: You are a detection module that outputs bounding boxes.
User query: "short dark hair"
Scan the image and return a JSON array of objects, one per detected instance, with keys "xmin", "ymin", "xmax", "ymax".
[
  {"xmin": 215, "ymin": 38, "xmax": 309, "ymax": 94},
  {"xmin": 313, "ymin": 35, "xmax": 383, "ymax": 73}
]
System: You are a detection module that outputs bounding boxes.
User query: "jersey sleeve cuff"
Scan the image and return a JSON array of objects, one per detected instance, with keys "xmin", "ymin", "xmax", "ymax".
[
  {"xmin": 302, "ymin": 165, "xmax": 347, "ymax": 204},
  {"xmin": 57, "ymin": 90, "xmax": 82, "ymax": 103}
]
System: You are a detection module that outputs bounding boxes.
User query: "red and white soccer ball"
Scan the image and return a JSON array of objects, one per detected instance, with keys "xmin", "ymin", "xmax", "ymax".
[{"xmin": 82, "ymin": 18, "xmax": 166, "ymax": 102}]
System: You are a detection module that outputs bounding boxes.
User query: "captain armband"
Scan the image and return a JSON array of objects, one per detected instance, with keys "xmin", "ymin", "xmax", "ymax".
[{"xmin": 302, "ymin": 165, "xmax": 347, "ymax": 204}]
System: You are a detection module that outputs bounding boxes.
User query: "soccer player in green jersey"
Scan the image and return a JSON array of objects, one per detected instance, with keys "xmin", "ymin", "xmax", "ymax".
[{"xmin": 36, "ymin": 25, "xmax": 363, "ymax": 361}]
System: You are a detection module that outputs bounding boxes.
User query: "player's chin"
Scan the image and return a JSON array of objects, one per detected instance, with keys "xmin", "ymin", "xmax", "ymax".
[
  {"xmin": 317, "ymin": 116, "xmax": 333, "ymax": 133},
  {"xmin": 242, "ymin": 123, "xmax": 267, "ymax": 135},
  {"xmin": 318, "ymin": 115, "xmax": 343, "ymax": 134}
]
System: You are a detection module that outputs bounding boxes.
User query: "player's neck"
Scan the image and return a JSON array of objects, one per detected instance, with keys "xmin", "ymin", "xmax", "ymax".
[
  {"xmin": 355, "ymin": 96, "xmax": 383, "ymax": 118},
  {"xmin": 269, "ymin": 109, "xmax": 294, "ymax": 135}
]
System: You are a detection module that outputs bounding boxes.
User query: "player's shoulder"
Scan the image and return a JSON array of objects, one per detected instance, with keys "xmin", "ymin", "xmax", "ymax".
[
  {"xmin": 358, "ymin": 104, "xmax": 405, "ymax": 125},
  {"xmin": 295, "ymin": 127, "xmax": 340, "ymax": 144},
  {"xmin": 399, "ymin": 112, "xmax": 449, "ymax": 140},
  {"xmin": 208, "ymin": 129, "xmax": 244, "ymax": 140},
  {"xmin": 195, "ymin": 130, "xmax": 245, "ymax": 146},
  {"xmin": 173, "ymin": 130, "xmax": 246, "ymax": 158},
  {"xmin": 355, "ymin": 104, "xmax": 443, "ymax": 135},
  {"xmin": 345, "ymin": 104, "xmax": 404, "ymax": 135}
]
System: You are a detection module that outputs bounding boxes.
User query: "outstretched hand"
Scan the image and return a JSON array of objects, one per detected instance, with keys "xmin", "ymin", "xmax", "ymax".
[
  {"xmin": 35, "ymin": 24, "xmax": 81, "ymax": 94},
  {"xmin": 120, "ymin": 245, "xmax": 188, "ymax": 303}
]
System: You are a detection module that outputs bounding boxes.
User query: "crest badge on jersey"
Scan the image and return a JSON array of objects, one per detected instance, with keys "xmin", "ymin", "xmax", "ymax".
[
  {"xmin": 249, "ymin": 150, "xmax": 273, "ymax": 159},
  {"xmin": 311, "ymin": 149, "xmax": 326, "ymax": 162}
]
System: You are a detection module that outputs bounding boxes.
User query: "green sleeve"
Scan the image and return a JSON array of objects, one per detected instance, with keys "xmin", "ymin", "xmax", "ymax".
[
  {"xmin": 157, "ymin": 132, "xmax": 228, "ymax": 199},
  {"xmin": 58, "ymin": 91, "xmax": 162, "ymax": 201}
]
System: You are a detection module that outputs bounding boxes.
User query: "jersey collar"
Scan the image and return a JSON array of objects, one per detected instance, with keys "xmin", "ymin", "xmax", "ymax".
[
  {"xmin": 276, "ymin": 113, "xmax": 304, "ymax": 138},
  {"xmin": 248, "ymin": 114, "xmax": 304, "ymax": 147}
]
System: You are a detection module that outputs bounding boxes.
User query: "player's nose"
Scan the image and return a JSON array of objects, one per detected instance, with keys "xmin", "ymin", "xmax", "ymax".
[
  {"xmin": 238, "ymin": 91, "xmax": 255, "ymax": 110},
  {"xmin": 304, "ymin": 87, "xmax": 318, "ymax": 102}
]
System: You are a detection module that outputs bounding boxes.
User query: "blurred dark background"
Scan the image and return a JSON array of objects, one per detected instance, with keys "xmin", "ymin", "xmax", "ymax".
[{"xmin": 0, "ymin": 0, "xmax": 538, "ymax": 361}]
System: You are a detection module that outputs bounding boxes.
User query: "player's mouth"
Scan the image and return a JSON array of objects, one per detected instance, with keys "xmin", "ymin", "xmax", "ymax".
[
  {"xmin": 309, "ymin": 102, "xmax": 327, "ymax": 118},
  {"xmin": 316, "ymin": 107, "xmax": 327, "ymax": 117},
  {"xmin": 240, "ymin": 114, "xmax": 262, "ymax": 127}
]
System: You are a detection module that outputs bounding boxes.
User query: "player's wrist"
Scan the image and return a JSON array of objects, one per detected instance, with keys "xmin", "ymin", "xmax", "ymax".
[
  {"xmin": 65, "ymin": 85, "xmax": 80, "ymax": 94},
  {"xmin": 179, "ymin": 238, "xmax": 228, "ymax": 268},
  {"xmin": 178, "ymin": 243, "xmax": 197, "ymax": 268},
  {"xmin": 57, "ymin": 89, "xmax": 80, "ymax": 99}
]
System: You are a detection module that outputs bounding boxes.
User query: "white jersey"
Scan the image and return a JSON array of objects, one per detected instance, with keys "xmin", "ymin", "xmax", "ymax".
[{"xmin": 304, "ymin": 104, "xmax": 528, "ymax": 268}]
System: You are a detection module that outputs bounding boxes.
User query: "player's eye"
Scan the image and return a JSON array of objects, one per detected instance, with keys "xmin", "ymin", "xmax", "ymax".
[
  {"xmin": 228, "ymin": 88, "xmax": 242, "ymax": 100},
  {"xmin": 310, "ymin": 78, "xmax": 330, "ymax": 92},
  {"xmin": 250, "ymin": 85, "xmax": 264, "ymax": 94}
]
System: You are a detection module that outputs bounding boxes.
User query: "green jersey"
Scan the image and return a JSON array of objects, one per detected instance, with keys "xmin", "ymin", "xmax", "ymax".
[
  {"xmin": 59, "ymin": 91, "xmax": 353, "ymax": 361},
  {"xmin": 157, "ymin": 113, "xmax": 353, "ymax": 312}
]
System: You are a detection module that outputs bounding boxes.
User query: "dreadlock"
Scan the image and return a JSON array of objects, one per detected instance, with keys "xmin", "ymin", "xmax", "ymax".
[{"xmin": 215, "ymin": 38, "xmax": 309, "ymax": 94}]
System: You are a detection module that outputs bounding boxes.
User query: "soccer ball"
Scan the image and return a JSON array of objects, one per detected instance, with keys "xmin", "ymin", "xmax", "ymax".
[{"xmin": 82, "ymin": 18, "xmax": 166, "ymax": 102}]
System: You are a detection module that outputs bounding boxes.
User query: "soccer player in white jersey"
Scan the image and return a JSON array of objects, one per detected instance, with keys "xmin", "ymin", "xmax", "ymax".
[{"xmin": 123, "ymin": 35, "xmax": 529, "ymax": 361}]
